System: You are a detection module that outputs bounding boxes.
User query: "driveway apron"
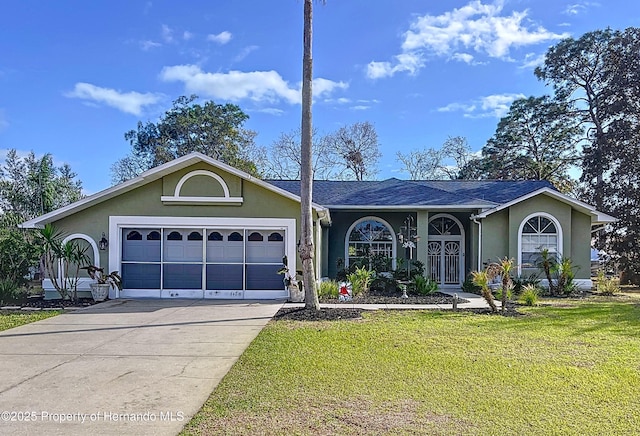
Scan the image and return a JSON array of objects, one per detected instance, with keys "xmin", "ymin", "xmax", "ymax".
[{"xmin": 0, "ymin": 299, "xmax": 283, "ymax": 436}]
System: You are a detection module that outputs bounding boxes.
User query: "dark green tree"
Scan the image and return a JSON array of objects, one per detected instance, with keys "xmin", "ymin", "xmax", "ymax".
[
  {"xmin": 536, "ymin": 27, "xmax": 640, "ymax": 283},
  {"xmin": 112, "ymin": 95, "xmax": 259, "ymax": 184},
  {"xmin": 0, "ymin": 150, "xmax": 83, "ymax": 222},
  {"xmin": 460, "ymin": 96, "xmax": 581, "ymax": 192}
]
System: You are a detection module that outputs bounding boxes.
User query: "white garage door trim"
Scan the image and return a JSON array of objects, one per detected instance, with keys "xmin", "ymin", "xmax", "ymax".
[{"xmin": 109, "ymin": 216, "xmax": 296, "ymax": 300}]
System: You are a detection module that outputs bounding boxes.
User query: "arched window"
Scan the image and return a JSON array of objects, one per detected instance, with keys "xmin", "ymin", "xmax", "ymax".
[
  {"xmin": 187, "ymin": 231, "xmax": 203, "ymax": 241},
  {"xmin": 248, "ymin": 232, "xmax": 264, "ymax": 241},
  {"xmin": 268, "ymin": 232, "xmax": 283, "ymax": 242},
  {"xmin": 228, "ymin": 232, "xmax": 243, "ymax": 242},
  {"xmin": 208, "ymin": 231, "xmax": 223, "ymax": 241},
  {"xmin": 520, "ymin": 214, "xmax": 561, "ymax": 269},
  {"xmin": 345, "ymin": 217, "xmax": 395, "ymax": 268},
  {"xmin": 167, "ymin": 231, "xmax": 182, "ymax": 241},
  {"xmin": 126, "ymin": 231, "xmax": 142, "ymax": 240},
  {"xmin": 428, "ymin": 216, "xmax": 461, "ymax": 236},
  {"xmin": 147, "ymin": 231, "xmax": 161, "ymax": 240}
]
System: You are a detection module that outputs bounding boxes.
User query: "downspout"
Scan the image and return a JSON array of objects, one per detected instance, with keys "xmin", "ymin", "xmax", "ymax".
[{"xmin": 472, "ymin": 216, "xmax": 482, "ymax": 271}]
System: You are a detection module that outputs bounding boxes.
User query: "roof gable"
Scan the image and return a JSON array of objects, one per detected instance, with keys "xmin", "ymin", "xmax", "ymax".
[{"xmin": 21, "ymin": 152, "xmax": 328, "ymax": 228}]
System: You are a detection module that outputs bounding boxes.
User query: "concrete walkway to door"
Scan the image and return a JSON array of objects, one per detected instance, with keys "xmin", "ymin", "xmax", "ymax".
[{"xmin": 0, "ymin": 299, "xmax": 283, "ymax": 436}]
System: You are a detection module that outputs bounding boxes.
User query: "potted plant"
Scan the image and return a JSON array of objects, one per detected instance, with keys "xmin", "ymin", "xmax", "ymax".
[
  {"xmin": 82, "ymin": 265, "xmax": 122, "ymax": 302},
  {"xmin": 277, "ymin": 256, "xmax": 303, "ymax": 302}
]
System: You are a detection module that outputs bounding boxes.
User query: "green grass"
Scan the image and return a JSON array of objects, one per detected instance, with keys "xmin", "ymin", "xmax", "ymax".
[
  {"xmin": 182, "ymin": 296, "xmax": 640, "ymax": 435},
  {"xmin": 0, "ymin": 310, "xmax": 61, "ymax": 332}
]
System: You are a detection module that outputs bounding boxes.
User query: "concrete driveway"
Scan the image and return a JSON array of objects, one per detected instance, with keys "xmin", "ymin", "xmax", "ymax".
[{"xmin": 0, "ymin": 299, "xmax": 283, "ymax": 436}]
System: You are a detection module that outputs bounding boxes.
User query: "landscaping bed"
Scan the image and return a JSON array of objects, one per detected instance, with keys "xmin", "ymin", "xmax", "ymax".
[
  {"xmin": 319, "ymin": 290, "xmax": 469, "ymax": 305},
  {"xmin": 1, "ymin": 295, "xmax": 99, "ymax": 311}
]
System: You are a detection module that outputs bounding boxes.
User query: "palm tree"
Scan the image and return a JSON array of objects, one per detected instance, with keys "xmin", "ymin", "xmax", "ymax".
[{"xmin": 299, "ymin": 0, "xmax": 320, "ymax": 310}]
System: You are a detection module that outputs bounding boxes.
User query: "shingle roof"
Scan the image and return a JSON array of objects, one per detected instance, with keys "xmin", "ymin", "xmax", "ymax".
[{"xmin": 267, "ymin": 178, "xmax": 554, "ymax": 208}]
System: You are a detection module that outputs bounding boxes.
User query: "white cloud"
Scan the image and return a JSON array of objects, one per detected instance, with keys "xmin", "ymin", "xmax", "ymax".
[
  {"xmin": 139, "ymin": 40, "xmax": 161, "ymax": 51},
  {"xmin": 451, "ymin": 53, "xmax": 474, "ymax": 64},
  {"xmin": 368, "ymin": 0, "xmax": 569, "ymax": 79},
  {"xmin": 207, "ymin": 31, "xmax": 232, "ymax": 45},
  {"xmin": 350, "ymin": 105, "xmax": 370, "ymax": 111},
  {"xmin": 255, "ymin": 108, "xmax": 284, "ymax": 116},
  {"xmin": 233, "ymin": 45, "xmax": 259, "ymax": 62},
  {"xmin": 520, "ymin": 52, "xmax": 546, "ymax": 69},
  {"xmin": 183, "ymin": 31, "xmax": 194, "ymax": 41},
  {"xmin": 564, "ymin": 2, "xmax": 598, "ymax": 15},
  {"xmin": 438, "ymin": 92, "xmax": 525, "ymax": 118},
  {"xmin": 161, "ymin": 24, "xmax": 174, "ymax": 43},
  {"xmin": 366, "ymin": 52, "xmax": 424, "ymax": 79},
  {"xmin": 65, "ymin": 83, "xmax": 162, "ymax": 115},
  {"xmin": 0, "ymin": 109, "xmax": 8, "ymax": 131},
  {"xmin": 160, "ymin": 65, "xmax": 348, "ymax": 104}
]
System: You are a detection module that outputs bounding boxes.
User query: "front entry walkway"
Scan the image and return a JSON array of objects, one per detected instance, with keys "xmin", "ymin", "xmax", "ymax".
[{"xmin": 0, "ymin": 299, "xmax": 283, "ymax": 436}]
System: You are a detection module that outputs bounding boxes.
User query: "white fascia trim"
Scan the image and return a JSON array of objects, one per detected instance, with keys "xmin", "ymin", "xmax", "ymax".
[
  {"xmin": 471, "ymin": 187, "xmax": 617, "ymax": 224},
  {"xmin": 160, "ymin": 196, "xmax": 243, "ymax": 205},
  {"xmin": 20, "ymin": 152, "xmax": 330, "ymax": 228}
]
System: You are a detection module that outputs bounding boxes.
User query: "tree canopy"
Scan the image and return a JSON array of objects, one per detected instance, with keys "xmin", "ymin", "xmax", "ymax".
[
  {"xmin": 536, "ymin": 27, "xmax": 640, "ymax": 283},
  {"xmin": 112, "ymin": 95, "xmax": 259, "ymax": 184},
  {"xmin": 0, "ymin": 149, "xmax": 83, "ymax": 224},
  {"xmin": 459, "ymin": 96, "xmax": 581, "ymax": 193}
]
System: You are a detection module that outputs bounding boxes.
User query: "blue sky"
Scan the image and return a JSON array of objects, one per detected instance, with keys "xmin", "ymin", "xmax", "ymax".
[{"xmin": 1, "ymin": 0, "xmax": 639, "ymax": 194}]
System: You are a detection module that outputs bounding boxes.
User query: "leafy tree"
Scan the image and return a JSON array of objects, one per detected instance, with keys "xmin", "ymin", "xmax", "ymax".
[
  {"xmin": 460, "ymin": 96, "xmax": 581, "ymax": 192},
  {"xmin": 536, "ymin": 27, "xmax": 640, "ymax": 283},
  {"xmin": 0, "ymin": 227, "xmax": 41, "ymax": 287},
  {"xmin": 0, "ymin": 149, "xmax": 83, "ymax": 222},
  {"xmin": 324, "ymin": 121, "xmax": 381, "ymax": 180},
  {"xmin": 535, "ymin": 29, "xmax": 615, "ymax": 209},
  {"xmin": 112, "ymin": 95, "xmax": 259, "ymax": 183},
  {"xmin": 299, "ymin": 0, "xmax": 320, "ymax": 310},
  {"xmin": 397, "ymin": 136, "xmax": 474, "ymax": 180}
]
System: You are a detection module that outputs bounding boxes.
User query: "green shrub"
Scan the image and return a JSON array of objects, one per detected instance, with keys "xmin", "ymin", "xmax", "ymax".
[
  {"xmin": 513, "ymin": 273, "xmax": 540, "ymax": 294},
  {"xmin": 596, "ymin": 270, "xmax": 620, "ymax": 296},
  {"xmin": 495, "ymin": 286, "xmax": 513, "ymax": 301},
  {"xmin": 412, "ymin": 275, "xmax": 438, "ymax": 295},
  {"xmin": 347, "ymin": 266, "xmax": 375, "ymax": 297},
  {"xmin": 462, "ymin": 276, "xmax": 482, "ymax": 294},
  {"xmin": 518, "ymin": 284, "xmax": 539, "ymax": 306},
  {"xmin": 318, "ymin": 280, "xmax": 339, "ymax": 299},
  {"xmin": 0, "ymin": 278, "xmax": 20, "ymax": 305}
]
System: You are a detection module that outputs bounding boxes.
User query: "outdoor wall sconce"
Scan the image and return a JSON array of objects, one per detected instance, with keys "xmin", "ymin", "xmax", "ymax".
[{"xmin": 98, "ymin": 233, "xmax": 109, "ymax": 250}]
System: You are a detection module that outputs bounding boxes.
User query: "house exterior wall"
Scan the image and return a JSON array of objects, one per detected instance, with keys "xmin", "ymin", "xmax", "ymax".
[
  {"xmin": 326, "ymin": 211, "xmax": 408, "ymax": 278},
  {"xmin": 46, "ymin": 163, "xmax": 312, "ymax": 299},
  {"xmin": 570, "ymin": 210, "xmax": 593, "ymax": 280},
  {"xmin": 480, "ymin": 209, "xmax": 509, "ymax": 267},
  {"xmin": 481, "ymin": 194, "xmax": 592, "ymax": 283},
  {"xmin": 325, "ymin": 210, "xmax": 473, "ymax": 282}
]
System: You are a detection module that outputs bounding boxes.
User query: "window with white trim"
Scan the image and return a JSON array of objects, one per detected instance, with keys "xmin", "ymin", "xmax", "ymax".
[
  {"xmin": 521, "ymin": 215, "xmax": 558, "ymax": 267},
  {"xmin": 346, "ymin": 218, "xmax": 394, "ymax": 267}
]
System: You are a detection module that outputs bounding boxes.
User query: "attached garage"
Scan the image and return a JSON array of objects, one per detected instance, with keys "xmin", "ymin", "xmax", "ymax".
[{"xmin": 111, "ymin": 216, "xmax": 296, "ymax": 299}]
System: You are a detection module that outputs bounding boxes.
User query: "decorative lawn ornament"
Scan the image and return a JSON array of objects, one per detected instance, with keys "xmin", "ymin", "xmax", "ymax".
[{"xmin": 338, "ymin": 282, "xmax": 353, "ymax": 301}]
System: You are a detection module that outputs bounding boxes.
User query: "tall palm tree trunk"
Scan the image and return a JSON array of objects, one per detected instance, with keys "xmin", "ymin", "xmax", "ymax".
[{"xmin": 300, "ymin": 0, "xmax": 319, "ymax": 310}]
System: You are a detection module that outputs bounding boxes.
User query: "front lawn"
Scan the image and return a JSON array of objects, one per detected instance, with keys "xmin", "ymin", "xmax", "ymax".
[
  {"xmin": 183, "ymin": 296, "xmax": 640, "ymax": 435},
  {"xmin": 0, "ymin": 310, "xmax": 61, "ymax": 332}
]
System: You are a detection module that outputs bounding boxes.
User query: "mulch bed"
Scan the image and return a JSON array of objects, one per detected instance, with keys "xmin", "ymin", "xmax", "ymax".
[
  {"xmin": 319, "ymin": 291, "xmax": 469, "ymax": 305},
  {"xmin": 274, "ymin": 307, "xmax": 365, "ymax": 321},
  {"xmin": 1, "ymin": 295, "xmax": 99, "ymax": 310}
]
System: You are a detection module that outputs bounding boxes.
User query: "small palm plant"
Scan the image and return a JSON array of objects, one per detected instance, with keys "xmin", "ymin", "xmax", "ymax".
[{"xmin": 471, "ymin": 270, "xmax": 498, "ymax": 313}]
